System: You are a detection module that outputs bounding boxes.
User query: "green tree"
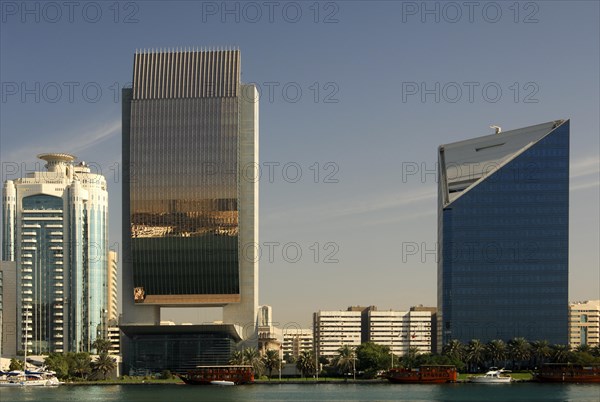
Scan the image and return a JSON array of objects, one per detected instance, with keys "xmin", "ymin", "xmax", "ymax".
[
  {"xmin": 261, "ymin": 349, "xmax": 281, "ymax": 379},
  {"xmin": 485, "ymin": 340, "xmax": 507, "ymax": 368},
  {"xmin": 92, "ymin": 338, "xmax": 112, "ymax": 354},
  {"xmin": 508, "ymin": 337, "xmax": 530, "ymax": 370},
  {"xmin": 442, "ymin": 339, "xmax": 465, "ymax": 361},
  {"xmin": 44, "ymin": 353, "xmax": 70, "ymax": 379},
  {"xmin": 590, "ymin": 345, "xmax": 600, "ymax": 357},
  {"xmin": 530, "ymin": 340, "xmax": 551, "ymax": 367},
  {"xmin": 229, "ymin": 350, "xmax": 244, "ymax": 365},
  {"xmin": 92, "ymin": 352, "xmax": 116, "ymax": 380},
  {"xmin": 332, "ymin": 345, "xmax": 356, "ymax": 376},
  {"xmin": 243, "ymin": 348, "xmax": 265, "ymax": 376},
  {"xmin": 283, "ymin": 352, "xmax": 296, "ymax": 364},
  {"xmin": 401, "ymin": 346, "xmax": 421, "ymax": 369},
  {"xmin": 550, "ymin": 344, "xmax": 570, "ymax": 363},
  {"xmin": 355, "ymin": 342, "xmax": 390, "ymax": 372},
  {"xmin": 296, "ymin": 350, "xmax": 316, "ymax": 378},
  {"xmin": 9, "ymin": 358, "xmax": 25, "ymax": 371},
  {"xmin": 69, "ymin": 353, "xmax": 92, "ymax": 379},
  {"xmin": 466, "ymin": 339, "xmax": 486, "ymax": 373},
  {"xmin": 575, "ymin": 344, "xmax": 591, "ymax": 354}
]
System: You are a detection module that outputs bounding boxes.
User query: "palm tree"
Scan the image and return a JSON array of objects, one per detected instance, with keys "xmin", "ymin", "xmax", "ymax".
[
  {"xmin": 508, "ymin": 337, "xmax": 530, "ymax": 370},
  {"xmin": 442, "ymin": 339, "xmax": 465, "ymax": 361},
  {"xmin": 243, "ymin": 348, "xmax": 265, "ymax": 376},
  {"xmin": 485, "ymin": 340, "xmax": 507, "ymax": 368},
  {"xmin": 550, "ymin": 344, "xmax": 570, "ymax": 363},
  {"xmin": 590, "ymin": 345, "xmax": 600, "ymax": 357},
  {"xmin": 261, "ymin": 349, "xmax": 281, "ymax": 379},
  {"xmin": 401, "ymin": 346, "xmax": 421, "ymax": 369},
  {"xmin": 530, "ymin": 340, "xmax": 551, "ymax": 367},
  {"xmin": 92, "ymin": 352, "xmax": 116, "ymax": 380},
  {"xmin": 466, "ymin": 339, "xmax": 486, "ymax": 373},
  {"xmin": 92, "ymin": 338, "xmax": 112, "ymax": 354},
  {"xmin": 575, "ymin": 344, "xmax": 591, "ymax": 354},
  {"xmin": 229, "ymin": 350, "xmax": 244, "ymax": 365},
  {"xmin": 332, "ymin": 345, "xmax": 355, "ymax": 376},
  {"xmin": 296, "ymin": 350, "xmax": 316, "ymax": 378},
  {"xmin": 71, "ymin": 353, "xmax": 92, "ymax": 379}
]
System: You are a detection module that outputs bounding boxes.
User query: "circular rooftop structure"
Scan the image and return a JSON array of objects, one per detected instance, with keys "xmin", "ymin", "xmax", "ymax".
[{"xmin": 37, "ymin": 153, "xmax": 77, "ymax": 163}]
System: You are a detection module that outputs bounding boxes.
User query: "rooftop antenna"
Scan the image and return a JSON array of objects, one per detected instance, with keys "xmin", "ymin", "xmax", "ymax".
[{"xmin": 490, "ymin": 125, "xmax": 502, "ymax": 134}]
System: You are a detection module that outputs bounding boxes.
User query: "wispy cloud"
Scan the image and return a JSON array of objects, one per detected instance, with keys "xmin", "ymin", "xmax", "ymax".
[
  {"xmin": 332, "ymin": 188, "xmax": 436, "ymax": 218},
  {"xmin": 571, "ymin": 180, "xmax": 600, "ymax": 192},
  {"xmin": 571, "ymin": 156, "xmax": 600, "ymax": 179},
  {"xmin": 1, "ymin": 119, "xmax": 121, "ymax": 164}
]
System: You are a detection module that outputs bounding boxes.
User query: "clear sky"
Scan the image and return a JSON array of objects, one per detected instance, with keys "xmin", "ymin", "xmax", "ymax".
[{"xmin": 1, "ymin": 1, "xmax": 599, "ymax": 329}]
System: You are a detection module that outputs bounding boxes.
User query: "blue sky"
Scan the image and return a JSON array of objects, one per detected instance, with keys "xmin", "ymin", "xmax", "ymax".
[{"xmin": 1, "ymin": 1, "xmax": 599, "ymax": 327}]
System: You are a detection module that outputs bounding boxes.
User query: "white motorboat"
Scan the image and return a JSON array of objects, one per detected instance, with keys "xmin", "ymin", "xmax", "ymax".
[
  {"xmin": 0, "ymin": 370, "xmax": 62, "ymax": 387},
  {"xmin": 469, "ymin": 368, "xmax": 512, "ymax": 383},
  {"xmin": 210, "ymin": 380, "xmax": 236, "ymax": 386}
]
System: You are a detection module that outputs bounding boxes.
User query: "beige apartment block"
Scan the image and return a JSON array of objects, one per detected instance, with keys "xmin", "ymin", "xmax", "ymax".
[{"xmin": 569, "ymin": 300, "xmax": 599, "ymax": 348}]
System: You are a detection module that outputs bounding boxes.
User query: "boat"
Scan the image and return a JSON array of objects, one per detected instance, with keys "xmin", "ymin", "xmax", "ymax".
[
  {"xmin": 386, "ymin": 365, "xmax": 457, "ymax": 383},
  {"xmin": 0, "ymin": 370, "xmax": 61, "ymax": 387},
  {"xmin": 210, "ymin": 380, "xmax": 236, "ymax": 386},
  {"xmin": 469, "ymin": 368, "xmax": 512, "ymax": 383},
  {"xmin": 534, "ymin": 363, "xmax": 600, "ymax": 383},
  {"xmin": 0, "ymin": 306, "xmax": 62, "ymax": 387},
  {"xmin": 178, "ymin": 365, "xmax": 254, "ymax": 385}
]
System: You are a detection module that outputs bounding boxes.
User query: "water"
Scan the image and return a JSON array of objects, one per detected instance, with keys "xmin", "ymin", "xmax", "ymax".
[{"xmin": 1, "ymin": 383, "xmax": 599, "ymax": 402}]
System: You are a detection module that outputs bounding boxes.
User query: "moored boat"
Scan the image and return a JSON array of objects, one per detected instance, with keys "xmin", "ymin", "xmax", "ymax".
[
  {"xmin": 210, "ymin": 380, "xmax": 236, "ymax": 386},
  {"xmin": 178, "ymin": 365, "xmax": 254, "ymax": 385},
  {"xmin": 469, "ymin": 368, "xmax": 512, "ymax": 383},
  {"xmin": 534, "ymin": 363, "xmax": 600, "ymax": 383},
  {"xmin": 386, "ymin": 365, "xmax": 457, "ymax": 384},
  {"xmin": 0, "ymin": 370, "xmax": 61, "ymax": 387}
]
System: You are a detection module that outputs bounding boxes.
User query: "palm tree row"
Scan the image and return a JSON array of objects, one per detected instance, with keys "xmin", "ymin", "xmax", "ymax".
[{"xmin": 443, "ymin": 338, "xmax": 600, "ymax": 372}]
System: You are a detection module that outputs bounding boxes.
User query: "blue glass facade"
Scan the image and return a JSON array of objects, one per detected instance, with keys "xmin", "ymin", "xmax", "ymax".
[{"xmin": 438, "ymin": 121, "xmax": 569, "ymax": 346}]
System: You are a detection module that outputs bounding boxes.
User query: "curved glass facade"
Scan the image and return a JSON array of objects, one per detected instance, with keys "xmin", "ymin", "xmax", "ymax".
[{"xmin": 438, "ymin": 121, "xmax": 569, "ymax": 346}]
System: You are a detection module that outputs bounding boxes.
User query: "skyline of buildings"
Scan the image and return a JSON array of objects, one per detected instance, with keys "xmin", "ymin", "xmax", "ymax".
[
  {"xmin": 1, "ymin": 153, "xmax": 109, "ymax": 353},
  {"xmin": 437, "ymin": 120, "xmax": 570, "ymax": 348},
  {"xmin": 0, "ymin": 46, "xmax": 595, "ymax": 364},
  {"xmin": 120, "ymin": 48, "xmax": 260, "ymax": 373}
]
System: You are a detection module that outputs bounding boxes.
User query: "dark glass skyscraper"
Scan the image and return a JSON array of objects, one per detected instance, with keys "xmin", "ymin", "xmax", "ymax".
[
  {"xmin": 121, "ymin": 49, "xmax": 259, "ymax": 373},
  {"xmin": 437, "ymin": 120, "xmax": 569, "ymax": 348}
]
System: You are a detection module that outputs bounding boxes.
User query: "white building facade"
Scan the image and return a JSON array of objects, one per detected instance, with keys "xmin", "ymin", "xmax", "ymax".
[
  {"xmin": 313, "ymin": 310, "xmax": 362, "ymax": 361},
  {"xmin": 569, "ymin": 300, "xmax": 600, "ymax": 349},
  {"xmin": 368, "ymin": 310, "xmax": 432, "ymax": 356},
  {"xmin": 2, "ymin": 153, "xmax": 108, "ymax": 353},
  {"xmin": 282, "ymin": 327, "xmax": 313, "ymax": 360}
]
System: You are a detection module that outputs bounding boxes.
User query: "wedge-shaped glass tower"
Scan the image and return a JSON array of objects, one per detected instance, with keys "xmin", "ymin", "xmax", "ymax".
[{"xmin": 437, "ymin": 120, "xmax": 569, "ymax": 348}]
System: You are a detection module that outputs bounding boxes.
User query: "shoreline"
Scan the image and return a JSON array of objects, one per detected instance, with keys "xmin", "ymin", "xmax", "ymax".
[{"xmin": 61, "ymin": 379, "xmax": 540, "ymax": 386}]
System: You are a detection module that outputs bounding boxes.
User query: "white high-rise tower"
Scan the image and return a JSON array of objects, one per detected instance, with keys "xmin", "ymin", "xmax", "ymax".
[{"xmin": 2, "ymin": 153, "xmax": 108, "ymax": 353}]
